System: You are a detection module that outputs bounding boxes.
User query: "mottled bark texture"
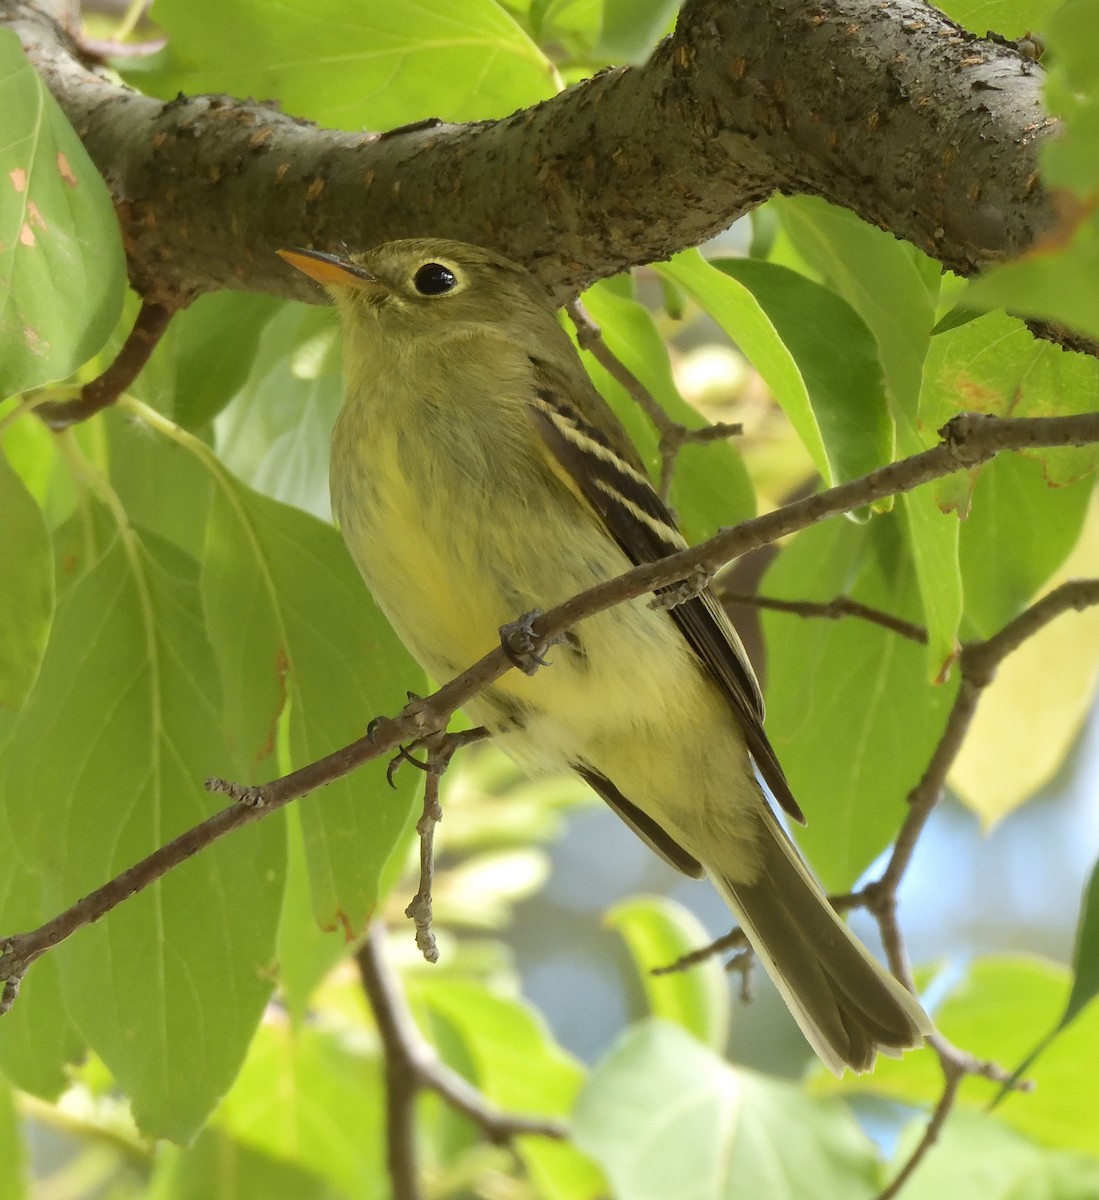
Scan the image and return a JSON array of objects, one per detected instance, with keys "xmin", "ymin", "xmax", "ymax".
[{"xmin": 2, "ymin": 0, "xmax": 1056, "ymax": 307}]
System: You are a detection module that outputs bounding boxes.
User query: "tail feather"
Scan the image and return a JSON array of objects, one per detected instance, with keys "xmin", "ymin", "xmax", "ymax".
[{"xmin": 708, "ymin": 812, "xmax": 932, "ymax": 1075}]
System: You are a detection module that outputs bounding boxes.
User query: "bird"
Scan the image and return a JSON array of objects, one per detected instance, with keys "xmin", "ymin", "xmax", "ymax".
[{"xmin": 278, "ymin": 238, "xmax": 932, "ymax": 1073}]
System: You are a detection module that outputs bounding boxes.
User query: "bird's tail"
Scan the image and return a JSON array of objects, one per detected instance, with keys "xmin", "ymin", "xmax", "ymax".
[{"xmin": 706, "ymin": 811, "xmax": 932, "ymax": 1074}]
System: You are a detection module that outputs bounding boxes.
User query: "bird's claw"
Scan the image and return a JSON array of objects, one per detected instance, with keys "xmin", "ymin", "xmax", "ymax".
[{"xmin": 500, "ymin": 609, "xmax": 550, "ymax": 675}]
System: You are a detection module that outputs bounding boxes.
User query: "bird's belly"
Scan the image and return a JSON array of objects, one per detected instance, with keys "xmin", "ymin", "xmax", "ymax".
[{"xmin": 333, "ymin": 433, "xmax": 702, "ymax": 748}]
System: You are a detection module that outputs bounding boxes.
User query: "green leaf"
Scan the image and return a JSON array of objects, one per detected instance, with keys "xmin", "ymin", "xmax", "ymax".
[
  {"xmin": 214, "ymin": 302, "xmax": 343, "ymax": 520},
  {"xmin": 962, "ymin": 2, "xmax": 1099, "ymax": 339},
  {"xmin": 900, "ymin": 481, "xmax": 963, "ymax": 676},
  {"xmin": 574, "ymin": 1020, "xmax": 881, "ymax": 1200},
  {"xmin": 964, "ymin": 222, "xmax": 1099, "ymax": 343},
  {"xmin": 773, "ymin": 198, "xmax": 962, "ymax": 671},
  {"xmin": 0, "ymin": 1078, "xmax": 27, "ymax": 1200},
  {"xmin": 577, "ymin": 279, "xmax": 756, "ymax": 543},
  {"xmin": 606, "ymin": 895, "xmax": 731, "ymax": 1051},
  {"xmin": 213, "ymin": 1021, "xmax": 386, "ymax": 1197},
  {"xmin": 921, "ymin": 312, "xmax": 1099, "ymax": 496},
  {"xmin": 1042, "ymin": 0, "xmax": 1099, "ymax": 192},
  {"xmin": 152, "ymin": 1127, "xmax": 344, "ymax": 1200},
  {"xmin": 413, "ymin": 976, "xmax": 603, "ymax": 1200},
  {"xmin": 657, "ymin": 250, "xmax": 833, "ymax": 484},
  {"xmin": 139, "ymin": 0, "xmax": 559, "ymax": 129},
  {"xmin": 0, "ymin": 532, "xmax": 286, "ymax": 1141},
  {"xmin": 104, "ymin": 409, "xmax": 214, "ymax": 564},
  {"xmin": 712, "ymin": 257, "xmax": 894, "ymax": 489},
  {"xmin": 165, "ymin": 291, "xmax": 284, "ymax": 430},
  {"xmin": 0, "ymin": 30, "xmax": 125, "ymax": 397},
  {"xmin": 276, "ymin": 809, "xmax": 355, "ymax": 1024},
  {"xmin": 992, "ymin": 862, "xmax": 1099, "ymax": 1105},
  {"xmin": 598, "ymin": 0, "xmax": 680, "ymax": 61},
  {"xmin": 199, "ymin": 463, "xmax": 423, "ymax": 933},
  {"xmin": 0, "ymin": 800, "xmax": 84, "ymax": 1098},
  {"xmin": 773, "ymin": 196, "xmax": 938, "ymax": 426},
  {"xmin": 934, "ymin": 0, "xmax": 1061, "ymax": 37},
  {"xmin": 0, "ymin": 450, "xmax": 53, "ymax": 708},
  {"xmin": 958, "ymin": 456, "xmax": 1094, "ymax": 639},
  {"xmin": 896, "ymin": 1110, "xmax": 1099, "ymax": 1200},
  {"xmin": 761, "ymin": 511, "xmax": 957, "ymax": 888}
]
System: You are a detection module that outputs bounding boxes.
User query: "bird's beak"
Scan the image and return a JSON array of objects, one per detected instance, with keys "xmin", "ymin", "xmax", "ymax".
[{"xmin": 277, "ymin": 248, "xmax": 392, "ymax": 297}]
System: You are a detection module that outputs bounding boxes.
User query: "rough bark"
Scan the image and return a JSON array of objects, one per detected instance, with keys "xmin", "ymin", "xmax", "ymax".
[{"xmin": 2, "ymin": 0, "xmax": 1055, "ymax": 306}]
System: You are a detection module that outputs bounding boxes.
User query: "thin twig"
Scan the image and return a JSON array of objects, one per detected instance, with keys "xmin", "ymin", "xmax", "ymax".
[
  {"xmin": 1, "ymin": 413, "xmax": 1096, "ymax": 1008},
  {"xmin": 876, "ymin": 1067, "xmax": 963, "ymax": 1200},
  {"xmin": 566, "ymin": 298, "xmax": 741, "ymax": 500},
  {"xmin": 35, "ymin": 302, "xmax": 174, "ymax": 430},
  {"xmin": 722, "ymin": 591, "xmax": 929, "ymax": 644},
  {"xmin": 355, "ymin": 922, "xmax": 566, "ymax": 1200},
  {"xmin": 393, "ymin": 727, "xmax": 488, "ymax": 962}
]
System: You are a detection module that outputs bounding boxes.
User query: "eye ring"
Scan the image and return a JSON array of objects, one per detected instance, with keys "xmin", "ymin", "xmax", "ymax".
[{"xmin": 413, "ymin": 262, "xmax": 457, "ymax": 296}]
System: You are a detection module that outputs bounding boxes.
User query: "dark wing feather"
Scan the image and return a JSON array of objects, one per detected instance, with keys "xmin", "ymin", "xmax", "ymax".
[
  {"xmin": 576, "ymin": 766, "xmax": 704, "ymax": 877},
  {"xmin": 528, "ymin": 357, "xmax": 805, "ymax": 825}
]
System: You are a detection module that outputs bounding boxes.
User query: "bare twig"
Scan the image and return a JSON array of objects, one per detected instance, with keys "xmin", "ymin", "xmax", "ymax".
[
  {"xmin": 355, "ymin": 923, "xmax": 565, "ymax": 1199},
  {"xmin": 566, "ymin": 299, "xmax": 741, "ymax": 499},
  {"xmin": 2, "ymin": 413, "xmax": 1097, "ymax": 1008},
  {"xmin": 405, "ymin": 774, "xmax": 442, "ymax": 963},
  {"xmin": 722, "ymin": 591, "xmax": 929, "ymax": 644},
  {"xmin": 35, "ymin": 302, "xmax": 174, "ymax": 430},
  {"xmin": 393, "ymin": 726, "xmax": 489, "ymax": 962}
]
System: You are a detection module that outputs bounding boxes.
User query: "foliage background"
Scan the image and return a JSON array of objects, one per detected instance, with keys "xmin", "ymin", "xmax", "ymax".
[{"xmin": 1, "ymin": 0, "xmax": 1099, "ymax": 1196}]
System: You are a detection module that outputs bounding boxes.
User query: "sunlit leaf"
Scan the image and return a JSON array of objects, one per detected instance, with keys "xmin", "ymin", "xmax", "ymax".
[
  {"xmin": 990, "ymin": 863, "xmax": 1099, "ymax": 1107},
  {"xmin": 896, "ymin": 1110, "xmax": 1099, "ymax": 1200},
  {"xmin": 413, "ymin": 975, "xmax": 604, "ymax": 1199},
  {"xmin": 138, "ymin": 0, "xmax": 559, "ymax": 129},
  {"xmin": 963, "ymin": 1, "xmax": 1099, "ymax": 338},
  {"xmin": 574, "ymin": 1020, "xmax": 880, "ymax": 1200},
  {"xmin": 213, "ymin": 1021, "xmax": 386, "ymax": 1196},
  {"xmin": 152, "ymin": 1127, "xmax": 343, "ymax": 1200},
  {"xmin": 607, "ymin": 894, "xmax": 731, "ymax": 1051},
  {"xmin": 215, "ymin": 302, "xmax": 343, "ymax": 521},
  {"xmin": 921, "ymin": 312, "xmax": 1099, "ymax": 498},
  {"xmin": 934, "ymin": 0, "xmax": 1060, "ymax": 37},
  {"xmin": 712, "ymin": 257, "xmax": 894, "ymax": 490}
]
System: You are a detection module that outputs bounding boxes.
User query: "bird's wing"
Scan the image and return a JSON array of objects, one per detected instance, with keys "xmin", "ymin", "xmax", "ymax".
[{"xmin": 527, "ymin": 356, "xmax": 805, "ymax": 825}]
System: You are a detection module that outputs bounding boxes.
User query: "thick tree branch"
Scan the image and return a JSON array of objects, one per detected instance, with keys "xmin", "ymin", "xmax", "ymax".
[{"xmin": 2, "ymin": 0, "xmax": 1055, "ymax": 306}]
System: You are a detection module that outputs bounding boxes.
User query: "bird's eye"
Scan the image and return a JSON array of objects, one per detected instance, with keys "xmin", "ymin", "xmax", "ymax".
[{"xmin": 413, "ymin": 263, "xmax": 457, "ymax": 296}]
